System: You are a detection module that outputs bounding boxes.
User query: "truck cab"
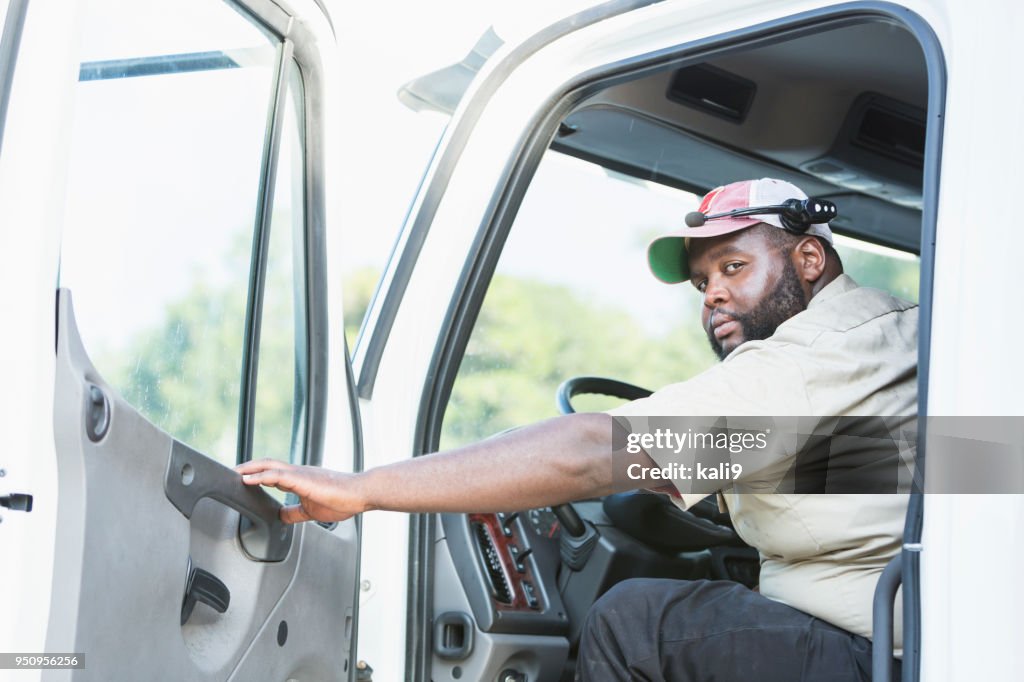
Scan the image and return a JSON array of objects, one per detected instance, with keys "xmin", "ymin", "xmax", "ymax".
[{"xmin": 0, "ymin": 0, "xmax": 1020, "ymax": 680}]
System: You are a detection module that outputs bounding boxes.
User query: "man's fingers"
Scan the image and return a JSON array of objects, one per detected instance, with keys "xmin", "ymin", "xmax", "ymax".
[
  {"xmin": 239, "ymin": 467, "xmax": 298, "ymax": 493},
  {"xmin": 281, "ymin": 504, "xmax": 353, "ymax": 525},
  {"xmin": 235, "ymin": 458, "xmax": 291, "ymax": 475},
  {"xmin": 280, "ymin": 504, "xmax": 312, "ymax": 525}
]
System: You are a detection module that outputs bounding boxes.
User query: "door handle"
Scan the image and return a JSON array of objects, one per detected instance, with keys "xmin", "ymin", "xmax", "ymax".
[
  {"xmin": 163, "ymin": 441, "xmax": 294, "ymax": 562},
  {"xmin": 180, "ymin": 566, "xmax": 231, "ymax": 625}
]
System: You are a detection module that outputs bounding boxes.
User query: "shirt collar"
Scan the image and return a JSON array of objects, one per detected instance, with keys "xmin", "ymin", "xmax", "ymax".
[{"xmin": 807, "ymin": 273, "xmax": 859, "ymax": 310}]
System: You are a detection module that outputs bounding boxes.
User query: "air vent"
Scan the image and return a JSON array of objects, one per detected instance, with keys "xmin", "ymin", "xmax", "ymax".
[
  {"xmin": 851, "ymin": 99, "xmax": 926, "ymax": 169},
  {"xmin": 473, "ymin": 523, "xmax": 512, "ymax": 604},
  {"xmin": 666, "ymin": 64, "xmax": 757, "ymax": 123}
]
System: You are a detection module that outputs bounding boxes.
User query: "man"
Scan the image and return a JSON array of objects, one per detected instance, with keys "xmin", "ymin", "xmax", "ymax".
[{"xmin": 237, "ymin": 178, "xmax": 917, "ymax": 681}]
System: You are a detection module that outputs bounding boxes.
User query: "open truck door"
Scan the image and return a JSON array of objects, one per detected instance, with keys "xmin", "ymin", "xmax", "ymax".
[{"xmin": 0, "ymin": 0, "xmax": 361, "ymax": 679}]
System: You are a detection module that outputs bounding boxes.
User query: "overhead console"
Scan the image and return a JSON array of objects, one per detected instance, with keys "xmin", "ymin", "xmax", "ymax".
[{"xmin": 802, "ymin": 92, "xmax": 926, "ymax": 210}]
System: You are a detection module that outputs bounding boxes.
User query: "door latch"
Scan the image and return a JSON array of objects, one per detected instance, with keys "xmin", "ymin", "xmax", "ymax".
[
  {"xmin": 0, "ymin": 467, "xmax": 33, "ymax": 522},
  {"xmin": 0, "ymin": 493, "xmax": 33, "ymax": 512}
]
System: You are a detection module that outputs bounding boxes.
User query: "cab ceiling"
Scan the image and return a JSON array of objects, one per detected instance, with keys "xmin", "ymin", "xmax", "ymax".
[{"xmin": 554, "ymin": 20, "xmax": 929, "ymax": 252}]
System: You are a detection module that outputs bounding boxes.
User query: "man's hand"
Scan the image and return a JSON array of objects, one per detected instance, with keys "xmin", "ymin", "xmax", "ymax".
[{"xmin": 235, "ymin": 459, "xmax": 368, "ymax": 524}]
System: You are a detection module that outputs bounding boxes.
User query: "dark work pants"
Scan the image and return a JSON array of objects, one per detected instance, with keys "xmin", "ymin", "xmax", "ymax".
[{"xmin": 576, "ymin": 578, "xmax": 900, "ymax": 682}]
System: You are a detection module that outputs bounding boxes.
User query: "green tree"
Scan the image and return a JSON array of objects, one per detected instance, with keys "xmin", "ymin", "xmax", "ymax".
[
  {"xmin": 439, "ymin": 245, "xmax": 920, "ymax": 449},
  {"xmin": 98, "ymin": 213, "xmax": 301, "ymax": 468},
  {"xmin": 106, "ymin": 277, "xmax": 247, "ymax": 465},
  {"xmin": 838, "ymin": 245, "xmax": 919, "ymax": 302},
  {"xmin": 440, "ymin": 275, "xmax": 718, "ymax": 449}
]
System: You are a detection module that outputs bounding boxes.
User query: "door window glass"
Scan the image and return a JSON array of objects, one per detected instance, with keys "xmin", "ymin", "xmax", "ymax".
[
  {"xmin": 58, "ymin": 0, "xmax": 279, "ymax": 465},
  {"xmin": 441, "ymin": 152, "xmax": 920, "ymax": 449}
]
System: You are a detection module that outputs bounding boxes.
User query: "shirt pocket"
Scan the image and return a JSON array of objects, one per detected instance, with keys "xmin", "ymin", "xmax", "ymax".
[{"xmin": 729, "ymin": 493, "xmax": 821, "ymax": 560}]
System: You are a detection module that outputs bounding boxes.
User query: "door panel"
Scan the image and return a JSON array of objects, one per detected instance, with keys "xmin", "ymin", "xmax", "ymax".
[{"xmin": 47, "ymin": 290, "xmax": 357, "ymax": 680}]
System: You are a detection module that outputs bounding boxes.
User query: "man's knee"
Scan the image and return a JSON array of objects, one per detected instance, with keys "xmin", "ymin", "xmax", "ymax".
[
  {"xmin": 581, "ymin": 578, "xmax": 675, "ymax": 645},
  {"xmin": 594, "ymin": 578, "xmax": 651, "ymax": 611},
  {"xmin": 588, "ymin": 579, "xmax": 656, "ymax": 622}
]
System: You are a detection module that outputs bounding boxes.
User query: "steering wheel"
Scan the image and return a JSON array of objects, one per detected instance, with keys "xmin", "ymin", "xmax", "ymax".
[
  {"xmin": 555, "ymin": 376, "xmax": 745, "ymax": 552},
  {"xmin": 556, "ymin": 376, "xmax": 654, "ymax": 414}
]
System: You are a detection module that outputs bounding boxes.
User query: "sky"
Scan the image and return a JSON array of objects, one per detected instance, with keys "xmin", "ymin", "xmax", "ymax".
[
  {"xmin": 56, "ymin": 0, "xmax": 915, "ymax": 358},
  {"xmin": 58, "ymin": 0, "xmax": 708, "ymax": 358}
]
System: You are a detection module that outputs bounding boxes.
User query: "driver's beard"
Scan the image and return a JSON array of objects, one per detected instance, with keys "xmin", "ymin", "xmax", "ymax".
[{"xmin": 707, "ymin": 258, "xmax": 808, "ymax": 360}]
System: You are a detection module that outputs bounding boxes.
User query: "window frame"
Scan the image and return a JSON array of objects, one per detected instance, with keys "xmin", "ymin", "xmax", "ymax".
[
  {"xmin": 236, "ymin": 0, "xmax": 333, "ymax": 469},
  {"xmin": 237, "ymin": 37, "xmax": 303, "ymax": 465}
]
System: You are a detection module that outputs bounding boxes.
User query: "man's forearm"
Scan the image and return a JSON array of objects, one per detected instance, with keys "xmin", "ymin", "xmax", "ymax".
[{"xmin": 356, "ymin": 412, "xmax": 615, "ymax": 514}]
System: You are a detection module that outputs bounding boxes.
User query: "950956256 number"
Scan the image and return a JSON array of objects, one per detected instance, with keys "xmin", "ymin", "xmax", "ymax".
[{"xmin": 0, "ymin": 653, "xmax": 85, "ymax": 669}]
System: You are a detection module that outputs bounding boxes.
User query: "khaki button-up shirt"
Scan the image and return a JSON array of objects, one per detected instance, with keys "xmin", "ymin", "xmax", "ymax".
[{"xmin": 609, "ymin": 273, "xmax": 918, "ymax": 649}]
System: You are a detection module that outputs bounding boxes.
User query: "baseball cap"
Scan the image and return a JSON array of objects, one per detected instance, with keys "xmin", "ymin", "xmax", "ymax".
[{"xmin": 647, "ymin": 178, "xmax": 835, "ymax": 283}]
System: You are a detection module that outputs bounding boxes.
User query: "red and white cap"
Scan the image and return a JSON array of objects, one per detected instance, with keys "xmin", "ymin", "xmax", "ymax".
[{"xmin": 647, "ymin": 178, "xmax": 835, "ymax": 283}]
